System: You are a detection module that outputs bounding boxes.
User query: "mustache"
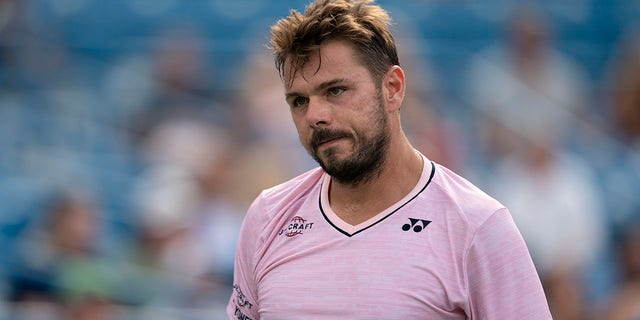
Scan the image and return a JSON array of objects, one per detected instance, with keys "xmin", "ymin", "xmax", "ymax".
[{"xmin": 311, "ymin": 129, "xmax": 351, "ymax": 149}]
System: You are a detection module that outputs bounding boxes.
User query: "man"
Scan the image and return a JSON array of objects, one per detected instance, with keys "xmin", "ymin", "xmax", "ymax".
[{"xmin": 227, "ymin": 0, "xmax": 551, "ymax": 319}]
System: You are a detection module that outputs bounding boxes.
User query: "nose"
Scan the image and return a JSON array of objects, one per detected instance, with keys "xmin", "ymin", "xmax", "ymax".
[{"xmin": 306, "ymin": 96, "xmax": 331, "ymax": 128}]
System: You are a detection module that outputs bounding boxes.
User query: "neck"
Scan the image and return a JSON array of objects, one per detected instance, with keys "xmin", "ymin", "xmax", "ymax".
[{"xmin": 329, "ymin": 135, "xmax": 423, "ymax": 225}]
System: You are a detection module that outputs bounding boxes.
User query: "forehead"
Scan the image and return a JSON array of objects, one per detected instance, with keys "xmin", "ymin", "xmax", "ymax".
[{"xmin": 284, "ymin": 41, "xmax": 372, "ymax": 90}]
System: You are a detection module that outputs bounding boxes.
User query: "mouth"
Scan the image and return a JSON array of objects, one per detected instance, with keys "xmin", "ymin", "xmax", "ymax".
[
  {"xmin": 315, "ymin": 137, "xmax": 344, "ymax": 148},
  {"xmin": 311, "ymin": 130, "xmax": 351, "ymax": 150}
]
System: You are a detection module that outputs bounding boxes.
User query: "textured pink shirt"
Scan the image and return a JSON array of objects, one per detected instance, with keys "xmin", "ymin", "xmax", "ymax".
[{"xmin": 227, "ymin": 156, "xmax": 551, "ymax": 319}]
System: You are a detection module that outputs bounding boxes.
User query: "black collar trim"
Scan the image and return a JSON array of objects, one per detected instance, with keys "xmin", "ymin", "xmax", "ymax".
[{"xmin": 319, "ymin": 161, "xmax": 436, "ymax": 237}]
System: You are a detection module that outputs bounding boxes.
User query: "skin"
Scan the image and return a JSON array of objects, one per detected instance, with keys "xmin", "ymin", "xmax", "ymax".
[{"xmin": 283, "ymin": 40, "xmax": 423, "ymax": 225}]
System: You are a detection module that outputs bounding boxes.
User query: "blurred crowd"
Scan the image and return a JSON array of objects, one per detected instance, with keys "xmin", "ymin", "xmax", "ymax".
[{"xmin": 1, "ymin": 0, "xmax": 639, "ymax": 319}]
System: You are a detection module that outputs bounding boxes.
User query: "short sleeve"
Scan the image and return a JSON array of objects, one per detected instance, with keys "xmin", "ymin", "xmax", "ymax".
[
  {"xmin": 465, "ymin": 208, "xmax": 552, "ymax": 319},
  {"xmin": 227, "ymin": 194, "xmax": 265, "ymax": 320}
]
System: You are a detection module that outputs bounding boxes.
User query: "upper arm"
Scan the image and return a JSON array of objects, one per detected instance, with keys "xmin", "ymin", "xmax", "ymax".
[
  {"xmin": 465, "ymin": 208, "xmax": 552, "ymax": 319},
  {"xmin": 227, "ymin": 196, "xmax": 265, "ymax": 320}
]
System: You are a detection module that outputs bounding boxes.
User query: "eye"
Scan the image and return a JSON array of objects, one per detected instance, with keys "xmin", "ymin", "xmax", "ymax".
[
  {"xmin": 328, "ymin": 87, "xmax": 345, "ymax": 96},
  {"xmin": 292, "ymin": 96, "xmax": 309, "ymax": 108}
]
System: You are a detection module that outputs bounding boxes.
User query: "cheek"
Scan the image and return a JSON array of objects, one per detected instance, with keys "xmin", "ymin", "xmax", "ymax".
[
  {"xmin": 293, "ymin": 120, "xmax": 312, "ymax": 146},
  {"xmin": 291, "ymin": 113, "xmax": 305, "ymax": 132},
  {"xmin": 357, "ymin": 107, "xmax": 387, "ymax": 137}
]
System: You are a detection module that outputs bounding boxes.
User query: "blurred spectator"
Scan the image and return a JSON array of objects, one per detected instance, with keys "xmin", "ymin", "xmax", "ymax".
[
  {"xmin": 466, "ymin": 4, "xmax": 607, "ymax": 318},
  {"xmin": 543, "ymin": 268, "xmax": 591, "ymax": 320},
  {"xmin": 466, "ymin": 2, "xmax": 605, "ymax": 263},
  {"xmin": 103, "ymin": 23, "xmax": 246, "ymax": 310},
  {"xmin": 601, "ymin": 223, "xmax": 640, "ymax": 320},
  {"xmin": 104, "ymin": 23, "xmax": 231, "ymax": 149},
  {"xmin": 0, "ymin": 0, "xmax": 20, "ymax": 89},
  {"xmin": 121, "ymin": 164, "xmax": 201, "ymax": 307},
  {"xmin": 7, "ymin": 190, "xmax": 119, "ymax": 320},
  {"xmin": 593, "ymin": 28, "xmax": 640, "ymax": 232},
  {"xmin": 466, "ymin": 3, "xmax": 590, "ymax": 166},
  {"xmin": 64, "ymin": 296, "xmax": 119, "ymax": 320},
  {"xmin": 606, "ymin": 29, "xmax": 640, "ymax": 148},
  {"xmin": 595, "ymin": 28, "xmax": 640, "ymax": 319},
  {"xmin": 0, "ymin": 0, "xmax": 78, "ymax": 91},
  {"xmin": 122, "ymin": 117, "xmax": 244, "ymax": 313},
  {"xmin": 487, "ymin": 129, "xmax": 607, "ymax": 276}
]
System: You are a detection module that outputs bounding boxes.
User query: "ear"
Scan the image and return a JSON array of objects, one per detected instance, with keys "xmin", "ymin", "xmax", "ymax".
[{"xmin": 382, "ymin": 66, "xmax": 406, "ymax": 113}]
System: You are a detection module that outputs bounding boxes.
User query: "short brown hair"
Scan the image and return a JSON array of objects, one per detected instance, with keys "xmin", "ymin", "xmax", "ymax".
[{"xmin": 269, "ymin": 0, "xmax": 399, "ymax": 86}]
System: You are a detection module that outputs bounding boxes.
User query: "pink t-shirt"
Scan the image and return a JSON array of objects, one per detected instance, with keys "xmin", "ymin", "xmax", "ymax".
[{"xmin": 227, "ymin": 156, "xmax": 551, "ymax": 319}]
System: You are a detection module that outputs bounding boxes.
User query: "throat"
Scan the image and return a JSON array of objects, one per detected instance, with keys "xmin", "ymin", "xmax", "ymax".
[
  {"xmin": 332, "ymin": 202, "xmax": 381, "ymax": 226},
  {"xmin": 328, "ymin": 180, "xmax": 394, "ymax": 226}
]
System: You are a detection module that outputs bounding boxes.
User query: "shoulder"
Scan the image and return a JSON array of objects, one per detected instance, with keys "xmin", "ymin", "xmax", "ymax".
[
  {"xmin": 428, "ymin": 162, "xmax": 506, "ymax": 229},
  {"xmin": 259, "ymin": 167, "xmax": 324, "ymax": 209},
  {"xmin": 244, "ymin": 167, "xmax": 324, "ymax": 228}
]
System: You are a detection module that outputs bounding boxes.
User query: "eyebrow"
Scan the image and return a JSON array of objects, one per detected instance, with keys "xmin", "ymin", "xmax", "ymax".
[{"xmin": 285, "ymin": 78, "xmax": 350, "ymax": 99}]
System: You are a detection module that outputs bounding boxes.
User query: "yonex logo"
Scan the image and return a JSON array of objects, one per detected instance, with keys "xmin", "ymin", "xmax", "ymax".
[{"xmin": 402, "ymin": 218, "xmax": 431, "ymax": 233}]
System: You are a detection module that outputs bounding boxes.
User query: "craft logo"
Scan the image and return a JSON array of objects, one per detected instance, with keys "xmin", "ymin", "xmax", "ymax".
[{"xmin": 278, "ymin": 215, "xmax": 314, "ymax": 237}]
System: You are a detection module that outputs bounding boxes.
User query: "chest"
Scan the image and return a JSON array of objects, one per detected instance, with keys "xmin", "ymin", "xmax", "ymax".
[{"xmin": 254, "ymin": 209, "xmax": 468, "ymax": 319}]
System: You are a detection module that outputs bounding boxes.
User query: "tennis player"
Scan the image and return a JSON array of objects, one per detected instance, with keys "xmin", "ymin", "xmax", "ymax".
[{"xmin": 227, "ymin": 0, "xmax": 551, "ymax": 319}]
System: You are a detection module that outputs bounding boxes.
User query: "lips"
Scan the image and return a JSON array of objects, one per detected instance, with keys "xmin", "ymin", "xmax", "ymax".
[
  {"xmin": 311, "ymin": 129, "xmax": 350, "ymax": 150},
  {"xmin": 314, "ymin": 137, "xmax": 342, "ymax": 151}
]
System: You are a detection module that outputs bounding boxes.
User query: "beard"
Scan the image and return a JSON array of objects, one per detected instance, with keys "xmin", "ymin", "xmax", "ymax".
[{"xmin": 308, "ymin": 96, "xmax": 389, "ymax": 186}]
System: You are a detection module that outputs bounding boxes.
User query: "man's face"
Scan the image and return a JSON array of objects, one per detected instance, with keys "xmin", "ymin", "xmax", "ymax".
[{"xmin": 284, "ymin": 40, "xmax": 390, "ymax": 185}]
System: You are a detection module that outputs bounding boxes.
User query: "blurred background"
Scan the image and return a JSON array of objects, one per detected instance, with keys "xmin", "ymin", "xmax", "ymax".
[{"xmin": 1, "ymin": 0, "xmax": 639, "ymax": 319}]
